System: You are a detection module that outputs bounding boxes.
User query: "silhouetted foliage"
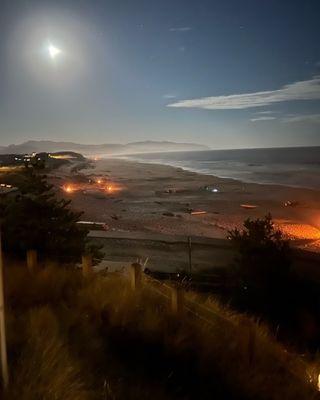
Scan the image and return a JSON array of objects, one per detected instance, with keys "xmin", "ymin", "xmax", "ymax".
[
  {"xmin": 229, "ymin": 214, "xmax": 292, "ymax": 315},
  {"xmin": 3, "ymin": 168, "xmax": 53, "ymax": 195},
  {"xmin": 0, "ymin": 170, "xmax": 102, "ymax": 262}
]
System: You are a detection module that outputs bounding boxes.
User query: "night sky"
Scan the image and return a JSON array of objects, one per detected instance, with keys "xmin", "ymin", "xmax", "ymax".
[{"xmin": 1, "ymin": 0, "xmax": 320, "ymax": 148}]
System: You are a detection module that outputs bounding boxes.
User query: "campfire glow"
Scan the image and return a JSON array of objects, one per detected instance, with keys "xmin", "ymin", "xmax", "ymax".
[
  {"xmin": 276, "ymin": 220, "xmax": 320, "ymax": 240},
  {"xmin": 62, "ymin": 180, "xmax": 122, "ymax": 196},
  {"xmin": 63, "ymin": 185, "xmax": 75, "ymax": 193}
]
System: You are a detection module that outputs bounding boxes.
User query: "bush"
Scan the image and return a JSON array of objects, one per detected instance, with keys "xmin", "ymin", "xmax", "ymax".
[{"xmin": 229, "ymin": 214, "xmax": 292, "ymax": 315}]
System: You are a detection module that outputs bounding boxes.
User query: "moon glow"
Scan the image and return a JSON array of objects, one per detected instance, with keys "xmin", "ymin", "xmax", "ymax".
[{"xmin": 48, "ymin": 44, "xmax": 61, "ymax": 59}]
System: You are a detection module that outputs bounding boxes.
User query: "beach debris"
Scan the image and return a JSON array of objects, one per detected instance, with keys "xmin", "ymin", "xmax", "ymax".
[
  {"xmin": 164, "ymin": 188, "xmax": 179, "ymax": 194},
  {"xmin": 77, "ymin": 221, "xmax": 108, "ymax": 231},
  {"xmin": 162, "ymin": 212, "xmax": 175, "ymax": 217},
  {"xmin": 111, "ymin": 214, "xmax": 119, "ymax": 220},
  {"xmin": 240, "ymin": 204, "xmax": 258, "ymax": 209},
  {"xmin": 284, "ymin": 200, "xmax": 299, "ymax": 207},
  {"xmin": 189, "ymin": 210, "xmax": 207, "ymax": 215}
]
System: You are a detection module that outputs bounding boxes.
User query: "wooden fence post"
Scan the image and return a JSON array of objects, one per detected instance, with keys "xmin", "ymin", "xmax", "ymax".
[
  {"xmin": 0, "ymin": 230, "xmax": 9, "ymax": 389},
  {"xmin": 129, "ymin": 263, "xmax": 142, "ymax": 290},
  {"xmin": 171, "ymin": 286, "xmax": 184, "ymax": 314},
  {"xmin": 82, "ymin": 254, "xmax": 93, "ymax": 276},
  {"xmin": 247, "ymin": 321, "xmax": 256, "ymax": 366},
  {"xmin": 26, "ymin": 249, "xmax": 38, "ymax": 273},
  {"xmin": 188, "ymin": 236, "xmax": 192, "ymax": 274},
  {"xmin": 239, "ymin": 317, "xmax": 256, "ymax": 365}
]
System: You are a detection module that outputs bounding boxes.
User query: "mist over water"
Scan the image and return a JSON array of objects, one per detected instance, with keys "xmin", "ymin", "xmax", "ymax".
[{"xmin": 125, "ymin": 147, "xmax": 320, "ymax": 190}]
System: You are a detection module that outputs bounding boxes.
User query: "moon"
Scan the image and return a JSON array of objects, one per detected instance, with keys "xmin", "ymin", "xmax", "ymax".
[{"xmin": 48, "ymin": 44, "xmax": 61, "ymax": 59}]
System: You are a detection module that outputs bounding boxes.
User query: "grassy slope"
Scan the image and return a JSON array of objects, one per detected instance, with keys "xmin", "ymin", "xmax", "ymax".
[{"xmin": 3, "ymin": 264, "xmax": 319, "ymax": 400}]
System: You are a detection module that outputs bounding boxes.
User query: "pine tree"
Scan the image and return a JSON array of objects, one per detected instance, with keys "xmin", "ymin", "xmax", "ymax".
[{"xmin": 0, "ymin": 170, "xmax": 102, "ymax": 263}]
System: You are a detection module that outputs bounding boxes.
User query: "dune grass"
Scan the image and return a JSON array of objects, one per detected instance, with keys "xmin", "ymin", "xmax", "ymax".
[{"xmin": 2, "ymin": 262, "xmax": 320, "ymax": 400}]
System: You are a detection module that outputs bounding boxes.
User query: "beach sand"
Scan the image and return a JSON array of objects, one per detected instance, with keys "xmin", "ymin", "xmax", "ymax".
[{"xmin": 50, "ymin": 157, "xmax": 320, "ymax": 251}]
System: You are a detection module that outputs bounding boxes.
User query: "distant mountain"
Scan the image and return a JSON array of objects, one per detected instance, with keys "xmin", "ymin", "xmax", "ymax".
[{"xmin": 0, "ymin": 140, "xmax": 210, "ymax": 155}]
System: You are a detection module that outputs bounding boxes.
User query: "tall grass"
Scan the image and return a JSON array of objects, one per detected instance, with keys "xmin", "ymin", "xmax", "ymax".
[{"xmin": 3, "ymin": 262, "xmax": 320, "ymax": 400}]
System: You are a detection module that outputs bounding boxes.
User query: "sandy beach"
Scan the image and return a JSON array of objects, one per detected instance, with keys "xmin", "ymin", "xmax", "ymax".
[{"xmin": 49, "ymin": 157, "xmax": 320, "ymax": 251}]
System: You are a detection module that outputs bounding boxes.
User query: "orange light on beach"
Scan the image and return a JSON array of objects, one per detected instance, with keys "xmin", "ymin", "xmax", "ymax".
[
  {"xmin": 97, "ymin": 179, "xmax": 102, "ymax": 184},
  {"xmin": 63, "ymin": 185, "xmax": 74, "ymax": 193},
  {"xmin": 103, "ymin": 183, "xmax": 123, "ymax": 194},
  {"xmin": 276, "ymin": 220, "xmax": 320, "ymax": 240}
]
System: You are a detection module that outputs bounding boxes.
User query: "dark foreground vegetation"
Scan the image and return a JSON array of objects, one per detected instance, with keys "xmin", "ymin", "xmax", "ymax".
[
  {"xmin": 0, "ymin": 169, "xmax": 101, "ymax": 262},
  {"xmin": 228, "ymin": 216, "xmax": 320, "ymax": 351},
  {"xmin": 3, "ymin": 263, "xmax": 319, "ymax": 400}
]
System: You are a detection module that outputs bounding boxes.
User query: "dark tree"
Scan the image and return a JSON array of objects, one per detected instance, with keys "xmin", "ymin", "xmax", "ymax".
[{"xmin": 0, "ymin": 170, "xmax": 102, "ymax": 263}]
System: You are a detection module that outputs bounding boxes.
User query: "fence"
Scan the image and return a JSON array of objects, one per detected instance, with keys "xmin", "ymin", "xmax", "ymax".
[
  {"xmin": 122, "ymin": 260, "xmax": 320, "ymax": 394},
  {"xmin": 17, "ymin": 249, "xmax": 320, "ymax": 393}
]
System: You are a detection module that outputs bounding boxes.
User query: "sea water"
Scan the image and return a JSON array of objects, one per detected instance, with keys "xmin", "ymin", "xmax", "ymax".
[{"xmin": 124, "ymin": 146, "xmax": 320, "ymax": 190}]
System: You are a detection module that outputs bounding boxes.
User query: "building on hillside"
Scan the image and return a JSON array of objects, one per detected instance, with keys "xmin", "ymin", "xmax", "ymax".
[{"xmin": 0, "ymin": 184, "xmax": 19, "ymax": 198}]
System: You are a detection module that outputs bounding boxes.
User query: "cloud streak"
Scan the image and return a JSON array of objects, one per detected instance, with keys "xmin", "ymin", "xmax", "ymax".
[
  {"xmin": 255, "ymin": 110, "xmax": 277, "ymax": 115},
  {"xmin": 250, "ymin": 116, "xmax": 276, "ymax": 122},
  {"xmin": 169, "ymin": 27, "xmax": 192, "ymax": 32},
  {"xmin": 167, "ymin": 76, "xmax": 320, "ymax": 110},
  {"xmin": 282, "ymin": 114, "xmax": 320, "ymax": 124},
  {"xmin": 163, "ymin": 94, "xmax": 177, "ymax": 99}
]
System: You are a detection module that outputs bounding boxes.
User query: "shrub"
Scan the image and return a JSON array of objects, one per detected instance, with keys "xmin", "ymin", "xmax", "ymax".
[{"xmin": 228, "ymin": 214, "xmax": 292, "ymax": 315}]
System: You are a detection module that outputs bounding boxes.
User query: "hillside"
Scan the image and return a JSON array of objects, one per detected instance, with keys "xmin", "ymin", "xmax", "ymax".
[
  {"xmin": 4, "ymin": 263, "xmax": 318, "ymax": 400},
  {"xmin": 0, "ymin": 140, "xmax": 210, "ymax": 156}
]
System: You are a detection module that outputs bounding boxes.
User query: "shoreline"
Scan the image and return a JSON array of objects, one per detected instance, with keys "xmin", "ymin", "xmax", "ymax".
[
  {"xmin": 117, "ymin": 155, "xmax": 320, "ymax": 191},
  {"xmin": 119, "ymin": 153, "xmax": 320, "ymax": 191},
  {"xmin": 51, "ymin": 157, "xmax": 320, "ymax": 252}
]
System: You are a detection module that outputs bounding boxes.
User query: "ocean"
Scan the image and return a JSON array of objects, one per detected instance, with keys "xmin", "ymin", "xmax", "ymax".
[{"xmin": 124, "ymin": 146, "xmax": 320, "ymax": 190}]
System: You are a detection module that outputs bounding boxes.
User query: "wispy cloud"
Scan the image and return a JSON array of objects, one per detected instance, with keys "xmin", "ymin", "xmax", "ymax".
[
  {"xmin": 167, "ymin": 76, "xmax": 320, "ymax": 110},
  {"xmin": 163, "ymin": 94, "xmax": 177, "ymax": 99},
  {"xmin": 250, "ymin": 116, "xmax": 276, "ymax": 122},
  {"xmin": 169, "ymin": 27, "xmax": 192, "ymax": 32},
  {"xmin": 255, "ymin": 110, "xmax": 277, "ymax": 115},
  {"xmin": 282, "ymin": 114, "xmax": 320, "ymax": 124}
]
